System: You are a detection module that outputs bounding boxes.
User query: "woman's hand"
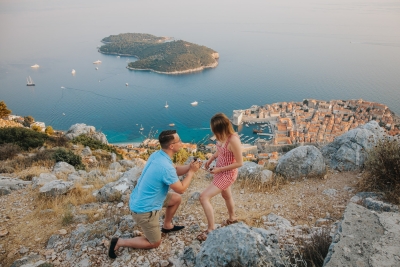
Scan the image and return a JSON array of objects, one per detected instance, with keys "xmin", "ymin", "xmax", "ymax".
[
  {"xmin": 204, "ymin": 159, "xmax": 213, "ymax": 170},
  {"xmin": 209, "ymin": 167, "xmax": 221, "ymax": 174}
]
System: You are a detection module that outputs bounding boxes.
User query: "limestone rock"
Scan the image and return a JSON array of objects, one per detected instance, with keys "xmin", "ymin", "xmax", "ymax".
[
  {"xmin": 39, "ymin": 180, "xmax": 74, "ymax": 197},
  {"xmin": 260, "ymin": 169, "xmax": 274, "ymax": 184},
  {"xmin": 181, "ymin": 222, "xmax": 285, "ymax": 267},
  {"xmin": 237, "ymin": 161, "xmax": 263, "ymax": 179},
  {"xmin": 64, "ymin": 123, "xmax": 108, "ymax": 144},
  {"xmin": 321, "ymin": 120, "xmax": 385, "ymax": 171},
  {"xmin": 81, "ymin": 146, "xmax": 92, "ymax": 157},
  {"xmin": 52, "ymin": 162, "xmax": 76, "ymax": 175},
  {"xmin": 276, "ymin": 145, "xmax": 326, "ymax": 179},
  {"xmin": 0, "ymin": 176, "xmax": 31, "ymax": 194}
]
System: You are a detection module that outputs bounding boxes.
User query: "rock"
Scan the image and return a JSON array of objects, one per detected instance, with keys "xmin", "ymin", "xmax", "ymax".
[
  {"xmin": 266, "ymin": 213, "xmax": 292, "ymax": 229},
  {"xmin": 181, "ymin": 222, "xmax": 284, "ymax": 266},
  {"xmin": 67, "ymin": 174, "xmax": 84, "ymax": 183},
  {"xmin": 32, "ymin": 173, "xmax": 57, "ymax": 189},
  {"xmin": 119, "ymin": 158, "xmax": 146, "ymax": 168},
  {"xmin": 237, "ymin": 161, "xmax": 263, "ymax": 179},
  {"xmin": 109, "ymin": 162, "xmax": 122, "ymax": 171},
  {"xmin": 96, "ymin": 166, "xmax": 143, "ymax": 202},
  {"xmin": 19, "ymin": 247, "xmax": 29, "ymax": 254},
  {"xmin": 276, "ymin": 145, "xmax": 326, "ymax": 179},
  {"xmin": 0, "ymin": 176, "xmax": 31, "ymax": 194},
  {"xmin": 58, "ymin": 229, "xmax": 67, "ymax": 235},
  {"xmin": 81, "ymin": 146, "xmax": 92, "ymax": 157},
  {"xmin": 323, "ymin": 202, "xmax": 400, "ymax": 267},
  {"xmin": 321, "ymin": 121, "xmax": 385, "ymax": 171},
  {"xmin": 0, "ymin": 229, "xmax": 9, "ymax": 237},
  {"xmin": 363, "ymin": 197, "xmax": 399, "ymax": 212},
  {"xmin": 260, "ymin": 169, "xmax": 274, "ymax": 184},
  {"xmin": 39, "ymin": 180, "xmax": 74, "ymax": 197},
  {"xmin": 350, "ymin": 192, "xmax": 384, "ymax": 204},
  {"xmin": 111, "ymin": 152, "xmax": 117, "ymax": 162},
  {"xmin": 10, "ymin": 254, "xmax": 41, "ymax": 267},
  {"xmin": 64, "ymin": 123, "xmax": 108, "ymax": 144},
  {"xmin": 322, "ymin": 188, "xmax": 338, "ymax": 197},
  {"xmin": 52, "ymin": 162, "xmax": 76, "ymax": 175}
]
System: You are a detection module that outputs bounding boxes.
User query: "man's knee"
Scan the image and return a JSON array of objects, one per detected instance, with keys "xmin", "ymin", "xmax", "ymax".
[
  {"xmin": 170, "ymin": 192, "xmax": 182, "ymax": 206},
  {"xmin": 149, "ymin": 239, "xmax": 161, "ymax": 248}
]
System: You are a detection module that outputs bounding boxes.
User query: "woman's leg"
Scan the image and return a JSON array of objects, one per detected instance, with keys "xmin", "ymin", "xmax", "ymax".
[
  {"xmin": 199, "ymin": 183, "xmax": 222, "ymax": 232},
  {"xmin": 221, "ymin": 186, "xmax": 237, "ymax": 221}
]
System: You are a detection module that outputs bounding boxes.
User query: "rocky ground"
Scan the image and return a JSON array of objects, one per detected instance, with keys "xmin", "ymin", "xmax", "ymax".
[{"xmin": 0, "ymin": 168, "xmax": 359, "ymax": 267}]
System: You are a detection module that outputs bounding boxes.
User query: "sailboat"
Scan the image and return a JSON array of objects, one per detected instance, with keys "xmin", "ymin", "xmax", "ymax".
[
  {"xmin": 139, "ymin": 124, "xmax": 144, "ymax": 131},
  {"xmin": 26, "ymin": 76, "xmax": 35, "ymax": 86},
  {"xmin": 165, "ymin": 101, "xmax": 169, "ymax": 108}
]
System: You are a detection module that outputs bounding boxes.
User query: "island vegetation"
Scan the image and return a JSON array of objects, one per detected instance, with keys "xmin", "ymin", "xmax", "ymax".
[{"xmin": 99, "ymin": 33, "xmax": 219, "ymax": 74}]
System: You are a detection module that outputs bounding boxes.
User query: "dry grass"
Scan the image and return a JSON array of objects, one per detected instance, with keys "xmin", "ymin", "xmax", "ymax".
[
  {"xmin": 358, "ymin": 137, "xmax": 400, "ymax": 204},
  {"xmin": 0, "ymin": 165, "xmax": 358, "ymax": 266}
]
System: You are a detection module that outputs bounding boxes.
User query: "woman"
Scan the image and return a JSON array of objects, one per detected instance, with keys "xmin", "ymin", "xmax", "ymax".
[{"xmin": 197, "ymin": 113, "xmax": 243, "ymax": 241}]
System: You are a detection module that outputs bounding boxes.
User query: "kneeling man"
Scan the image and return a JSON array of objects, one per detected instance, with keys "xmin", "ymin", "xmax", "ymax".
[{"xmin": 108, "ymin": 130, "xmax": 201, "ymax": 258}]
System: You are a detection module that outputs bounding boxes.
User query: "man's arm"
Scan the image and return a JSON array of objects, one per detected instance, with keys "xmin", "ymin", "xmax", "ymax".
[
  {"xmin": 170, "ymin": 161, "xmax": 200, "ymax": 194},
  {"xmin": 175, "ymin": 165, "xmax": 190, "ymax": 176}
]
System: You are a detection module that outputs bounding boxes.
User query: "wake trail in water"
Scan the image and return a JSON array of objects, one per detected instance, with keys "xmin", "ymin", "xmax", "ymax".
[{"xmin": 64, "ymin": 86, "xmax": 124, "ymax": 100}]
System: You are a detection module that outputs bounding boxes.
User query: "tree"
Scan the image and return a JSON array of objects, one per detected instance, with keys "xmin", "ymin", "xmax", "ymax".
[
  {"xmin": 45, "ymin": 126, "xmax": 54, "ymax": 135},
  {"xmin": 0, "ymin": 101, "xmax": 11, "ymax": 118},
  {"xmin": 31, "ymin": 125, "xmax": 42, "ymax": 132}
]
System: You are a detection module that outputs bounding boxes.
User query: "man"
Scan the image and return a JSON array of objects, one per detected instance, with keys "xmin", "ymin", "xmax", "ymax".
[{"xmin": 108, "ymin": 130, "xmax": 201, "ymax": 258}]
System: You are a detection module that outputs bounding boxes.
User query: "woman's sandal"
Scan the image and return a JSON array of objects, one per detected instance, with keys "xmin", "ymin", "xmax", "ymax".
[
  {"xmin": 196, "ymin": 230, "xmax": 209, "ymax": 241},
  {"xmin": 221, "ymin": 219, "xmax": 239, "ymax": 227}
]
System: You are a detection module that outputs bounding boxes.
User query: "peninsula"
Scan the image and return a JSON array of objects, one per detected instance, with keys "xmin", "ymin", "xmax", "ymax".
[{"xmin": 98, "ymin": 33, "xmax": 219, "ymax": 74}]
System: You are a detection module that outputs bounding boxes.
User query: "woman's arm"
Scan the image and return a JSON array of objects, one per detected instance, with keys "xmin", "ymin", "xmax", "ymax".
[{"xmin": 211, "ymin": 135, "xmax": 243, "ymax": 173}]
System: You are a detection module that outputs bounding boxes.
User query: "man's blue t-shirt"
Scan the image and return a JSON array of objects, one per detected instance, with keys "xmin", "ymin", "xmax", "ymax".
[{"xmin": 129, "ymin": 150, "xmax": 179, "ymax": 213}]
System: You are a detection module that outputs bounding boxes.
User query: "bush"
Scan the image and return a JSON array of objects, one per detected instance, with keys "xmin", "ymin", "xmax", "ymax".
[
  {"xmin": 0, "ymin": 127, "xmax": 48, "ymax": 150},
  {"xmin": 72, "ymin": 134, "xmax": 117, "ymax": 153},
  {"xmin": 45, "ymin": 126, "xmax": 54, "ymax": 135},
  {"xmin": 53, "ymin": 148, "xmax": 84, "ymax": 169},
  {"xmin": 361, "ymin": 137, "xmax": 400, "ymax": 204},
  {"xmin": 0, "ymin": 143, "xmax": 21, "ymax": 160}
]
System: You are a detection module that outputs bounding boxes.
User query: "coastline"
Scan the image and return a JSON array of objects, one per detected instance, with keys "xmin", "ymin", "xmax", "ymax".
[{"xmin": 98, "ymin": 50, "xmax": 219, "ymax": 75}]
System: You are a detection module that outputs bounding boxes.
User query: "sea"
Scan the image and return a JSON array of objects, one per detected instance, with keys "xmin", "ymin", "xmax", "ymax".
[{"xmin": 1, "ymin": 0, "xmax": 399, "ymax": 145}]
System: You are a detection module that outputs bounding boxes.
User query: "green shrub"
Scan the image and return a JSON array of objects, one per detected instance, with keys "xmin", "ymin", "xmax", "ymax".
[
  {"xmin": 0, "ymin": 143, "xmax": 21, "ymax": 160},
  {"xmin": 72, "ymin": 134, "xmax": 117, "ymax": 153},
  {"xmin": 53, "ymin": 148, "xmax": 84, "ymax": 169},
  {"xmin": 31, "ymin": 125, "xmax": 42, "ymax": 132},
  {"xmin": 362, "ymin": 137, "xmax": 400, "ymax": 204},
  {"xmin": 0, "ymin": 127, "xmax": 48, "ymax": 150}
]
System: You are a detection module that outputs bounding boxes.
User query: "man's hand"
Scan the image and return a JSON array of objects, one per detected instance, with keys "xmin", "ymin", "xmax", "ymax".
[{"xmin": 189, "ymin": 160, "xmax": 201, "ymax": 173}]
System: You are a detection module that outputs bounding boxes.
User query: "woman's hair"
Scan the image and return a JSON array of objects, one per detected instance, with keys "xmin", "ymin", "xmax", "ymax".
[{"xmin": 210, "ymin": 113, "xmax": 235, "ymax": 141}]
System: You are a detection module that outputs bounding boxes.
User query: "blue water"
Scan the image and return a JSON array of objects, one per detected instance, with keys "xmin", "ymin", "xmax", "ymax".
[{"xmin": 1, "ymin": 0, "xmax": 399, "ymax": 144}]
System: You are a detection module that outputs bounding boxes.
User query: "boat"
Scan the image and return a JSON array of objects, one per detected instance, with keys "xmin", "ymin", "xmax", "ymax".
[
  {"xmin": 125, "ymin": 83, "xmax": 128, "ymax": 86},
  {"xmin": 165, "ymin": 101, "xmax": 169, "ymax": 108},
  {"xmin": 31, "ymin": 64, "xmax": 39, "ymax": 68},
  {"xmin": 93, "ymin": 60, "xmax": 102, "ymax": 64},
  {"xmin": 95, "ymin": 67, "xmax": 98, "ymax": 70},
  {"xmin": 245, "ymin": 124, "xmax": 249, "ymax": 127},
  {"xmin": 26, "ymin": 76, "xmax": 35, "ymax": 86},
  {"xmin": 71, "ymin": 69, "xmax": 76, "ymax": 74},
  {"xmin": 191, "ymin": 101, "xmax": 198, "ymax": 106},
  {"xmin": 117, "ymin": 56, "xmax": 120, "ymax": 58},
  {"xmin": 139, "ymin": 124, "xmax": 144, "ymax": 131},
  {"xmin": 169, "ymin": 123, "xmax": 175, "ymax": 127},
  {"xmin": 62, "ymin": 113, "xmax": 65, "ymax": 116},
  {"xmin": 61, "ymin": 86, "xmax": 65, "ymax": 89},
  {"xmin": 253, "ymin": 127, "xmax": 263, "ymax": 133}
]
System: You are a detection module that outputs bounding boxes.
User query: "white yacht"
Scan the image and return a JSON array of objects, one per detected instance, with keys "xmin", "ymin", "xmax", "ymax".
[
  {"xmin": 245, "ymin": 124, "xmax": 249, "ymax": 127},
  {"xmin": 165, "ymin": 101, "xmax": 169, "ymax": 108},
  {"xmin": 31, "ymin": 64, "xmax": 39, "ymax": 68},
  {"xmin": 61, "ymin": 86, "xmax": 65, "ymax": 89},
  {"xmin": 125, "ymin": 83, "xmax": 128, "ymax": 86},
  {"xmin": 191, "ymin": 101, "xmax": 198, "ymax": 106},
  {"xmin": 169, "ymin": 123, "xmax": 175, "ymax": 127},
  {"xmin": 95, "ymin": 67, "xmax": 98, "ymax": 70},
  {"xmin": 71, "ymin": 69, "xmax": 76, "ymax": 74},
  {"xmin": 139, "ymin": 124, "xmax": 144, "ymax": 131},
  {"xmin": 93, "ymin": 60, "xmax": 102, "ymax": 64},
  {"xmin": 26, "ymin": 76, "xmax": 35, "ymax": 86}
]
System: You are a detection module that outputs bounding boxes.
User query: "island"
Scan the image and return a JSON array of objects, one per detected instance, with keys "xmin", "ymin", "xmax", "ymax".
[{"xmin": 98, "ymin": 33, "xmax": 219, "ymax": 74}]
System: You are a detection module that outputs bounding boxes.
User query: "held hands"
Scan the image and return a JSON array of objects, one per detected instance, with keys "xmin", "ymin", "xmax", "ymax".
[{"xmin": 189, "ymin": 158, "xmax": 201, "ymax": 172}]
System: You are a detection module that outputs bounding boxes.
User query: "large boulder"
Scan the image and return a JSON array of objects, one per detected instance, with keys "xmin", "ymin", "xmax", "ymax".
[
  {"xmin": 237, "ymin": 161, "xmax": 263, "ymax": 179},
  {"xmin": 95, "ymin": 166, "xmax": 143, "ymax": 202},
  {"xmin": 321, "ymin": 121, "xmax": 385, "ymax": 171},
  {"xmin": 181, "ymin": 222, "xmax": 285, "ymax": 267},
  {"xmin": 276, "ymin": 145, "xmax": 326, "ymax": 179},
  {"xmin": 32, "ymin": 173, "xmax": 57, "ymax": 189},
  {"xmin": 64, "ymin": 123, "xmax": 108, "ymax": 144},
  {"xmin": 52, "ymin": 162, "xmax": 76, "ymax": 175},
  {"xmin": 0, "ymin": 176, "xmax": 31, "ymax": 195},
  {"xmin": 323, "ymin": 201, "xmax": 400, "ymax": 267},
  {"xmin": 39, "ymin": 180, "xmax": 74, "ymax": 197}
]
